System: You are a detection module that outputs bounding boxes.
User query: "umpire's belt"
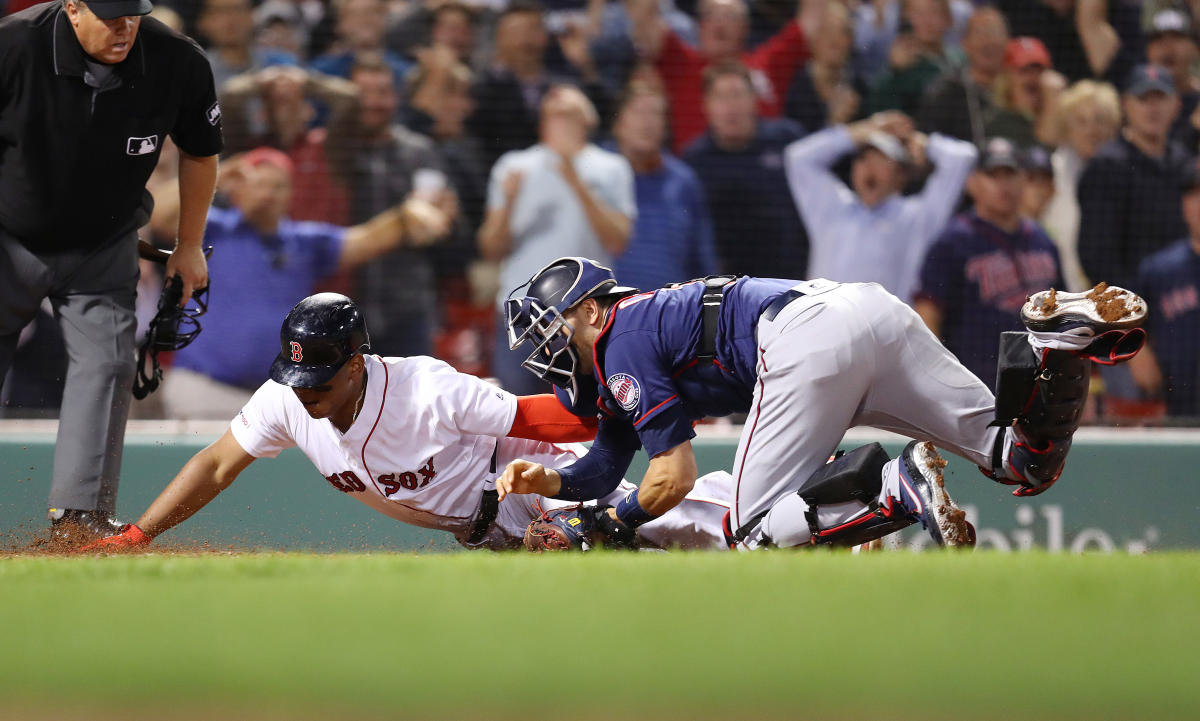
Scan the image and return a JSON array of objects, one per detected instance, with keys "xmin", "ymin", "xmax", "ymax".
[
  {"xmin": 466, "ymin": 443, "xmax": 501, "ymax": 545},
  {"xmin": 761, "ymin": 288, "xmax": 809, "ymax": 322}
]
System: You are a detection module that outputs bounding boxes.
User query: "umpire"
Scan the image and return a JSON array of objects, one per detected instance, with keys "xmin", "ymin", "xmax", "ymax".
[{"xmin": 0, "ymin": 0, "xmax": 221, "ymax": 541}]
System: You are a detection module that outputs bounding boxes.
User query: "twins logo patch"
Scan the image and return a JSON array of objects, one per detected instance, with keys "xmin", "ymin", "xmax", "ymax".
[
  {"xmin": 206, "ymin": 101, "xmax": 222, "ymax": 126},
  {"xmin": 126, "ymin": 135, "xmax": 158, "ymax": 156},
  {"xmin": 607, "ymin": 373, "xmax": 641, "ymax": 412}
]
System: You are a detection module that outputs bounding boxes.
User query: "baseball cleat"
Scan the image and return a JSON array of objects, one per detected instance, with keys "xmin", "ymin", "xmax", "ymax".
[
  {"xmin": 1021, "ymin": 284, "xmax": 1147, "ymax": 334},
  {"xmin": 896, "ymin": 441, "xmax": 976, "ymax": 548},
  {"xmin": 48, "ymin": 508, "xmax": 125, "ymax": 548}
]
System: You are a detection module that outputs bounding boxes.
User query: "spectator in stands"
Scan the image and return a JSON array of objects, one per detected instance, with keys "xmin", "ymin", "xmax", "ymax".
[
  {"xmin": 1019, "ymin": 145, "xmax": 1057, "ymax": 222},
  {"xmin": 197, "ymin": 0, "xmax": 298, "ymax": 90},
  {"xmin": 254, "ymin": 0, "xmax": 311, "ymax": 58},
  {"xmin": 589, "ymin": 0, "xmax": 700, "ymax": 95},
  {"xmin": 915, "ymin": 138, "xmax": 1063, "ymax": 384},
  {"xmin": 684, "ymin": 63, "xmax": 808, "ymax": 280},
  {"xmin": 1077, "ymin": 64, "xmax": 1190, "ymax": 292},
  {"xmin": 1133, "ymin": 166, "xmax": 1200, "ymax": 417},
  {"xmin": 917, "ymin": 5, "xmax": 1009, "ymax": 147},
  {"xmin": 1040, "ymin": 79, "xmax": 1121, "ymax": 291},
  {"xmin": 408, "ymin": 57, "xmax": 489, "ymax": 238},
  {"xmin": 161, "ymin": 148, "xmax": 449, "ymax": 419},
  {"xmin": 1144, "ymin": 8, "xmax": 1200, "ymax": 153},
  {"xmin": 784, "ymin": 0, "xmax": 865, "ymax": 132},
  {"xmin": 784, "ymin": 110, "xmax": 976, "ymax": 303},
  {"xmin": 478, "ymin": 85, "xmax": 634, "ymax": 394},
  {"xmin": 611, "ymin": 81, "xmax": 717, "ymax": 290},
  {"xmin": 326, "ymin": 58, "xmax": 458, "ymax": 357},
  {"xmin": 866, "ymin": 0, "xmax": 953, "ymax": 116},
  {"xmin": 388, "ymin": 0, "xmax": 477, "ymax": 65},
  {"xmin": 995, "ymin": 0, "xmax": 1142, "ymax": 84},
  {"xmin": 310, "ymin": 0, "xmax": 413, "ymax": 87},
  {"xmin": 630, "ymin": 0, "xmax": 809, "ymax": 151},
  {"xmin": 468, "ymin": 1, "xmax": 612, "ymax": 168},
  {"xmin": 853, "ymin": 0, "xmax": 973, "ymax": 82},
  {"xmin": 984, "ymin": 37, "xmax": 1065, "ymax": 148},
  {"xmin": 220, "ymin": 66, "xmax": 357, "ymax": 224}
]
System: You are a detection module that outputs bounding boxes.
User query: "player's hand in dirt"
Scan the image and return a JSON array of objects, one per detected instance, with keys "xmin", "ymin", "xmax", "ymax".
[
  {"xmin": 78, "ymin": 524, "xmax": 152, "ymax": 553},
  {"xmin": 497, "ymin": 460, "xmax": 562, "ymax": 501}
]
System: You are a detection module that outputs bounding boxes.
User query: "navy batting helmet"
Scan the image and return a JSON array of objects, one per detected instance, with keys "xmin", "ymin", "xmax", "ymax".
[
  {"xmin": 269, "ymin": 293, "xmax": 370, "ymax": 388},
  {"xmin": 505, "ymin": 257, "xmax": 637, "ymax": 401}
]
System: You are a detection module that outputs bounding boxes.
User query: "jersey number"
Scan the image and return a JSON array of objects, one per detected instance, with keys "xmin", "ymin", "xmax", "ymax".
[
  {"xmin": 325, "ymin": 471, "xmax": 367, "ymax": 493},
  {"xmin": 377, "ymin": 457, "xmax": 437, "ymax": 496}
]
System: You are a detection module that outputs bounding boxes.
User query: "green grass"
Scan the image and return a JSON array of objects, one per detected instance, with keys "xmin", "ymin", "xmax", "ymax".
[{"xmin": 1, "ymin": 552, "xmax": 1197, "ymax": 720}]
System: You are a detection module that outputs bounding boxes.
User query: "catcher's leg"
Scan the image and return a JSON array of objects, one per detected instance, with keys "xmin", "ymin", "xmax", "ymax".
[
  {"xmin": 987, "ymin": 285, "xmax": 1148, "ymax": 496},
  {"xmin": 734, "ymin": 442, "xmax": 974, "ymax": 549}
]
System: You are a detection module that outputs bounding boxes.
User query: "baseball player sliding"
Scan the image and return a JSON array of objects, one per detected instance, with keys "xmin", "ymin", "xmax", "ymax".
[
  {"xmin": 84, "ymin": 294, "xmax": 731, "ymax": 552},
  {"xmin": 499, "ymin": 258, "xmax": 1147, "ymax": 550}
]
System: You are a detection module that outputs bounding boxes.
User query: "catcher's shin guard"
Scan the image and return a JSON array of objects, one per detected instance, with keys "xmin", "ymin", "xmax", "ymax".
[
  {"xmin": 988, "ymin": 334, "xmax": 1091, "ymax": 496},
  {"xmin": 737, "ymin": 443, "xmax": 973, "ymax": 549}
]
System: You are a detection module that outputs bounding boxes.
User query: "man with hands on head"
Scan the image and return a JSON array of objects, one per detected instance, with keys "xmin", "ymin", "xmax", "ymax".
[{"xmin": 783, "ymin": 109, "xmax": 977, "ymax": 304}]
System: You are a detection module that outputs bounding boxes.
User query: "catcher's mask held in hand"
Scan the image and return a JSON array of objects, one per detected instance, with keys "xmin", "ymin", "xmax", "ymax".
[
  {"xmin": 504, "ymin": 257, "xmax": 636, "ymax": 405},
  {"xmin": 133, "ymin": 274, "xmax": 209, "ymax": 399}
]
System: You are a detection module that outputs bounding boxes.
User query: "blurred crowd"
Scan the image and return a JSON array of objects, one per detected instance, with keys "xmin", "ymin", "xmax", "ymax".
[{"xmin": 3, "ymin": 0, "xmax": 1200, "ymax": 424}]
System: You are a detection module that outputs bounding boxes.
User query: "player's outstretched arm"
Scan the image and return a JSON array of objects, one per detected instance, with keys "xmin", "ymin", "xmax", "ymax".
[{"xmin": 81, "ymin": 430, "xmax": 256, "ymax": 551}]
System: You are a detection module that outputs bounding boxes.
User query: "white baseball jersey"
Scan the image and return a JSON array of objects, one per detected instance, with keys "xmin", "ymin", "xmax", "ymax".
[{"xmin": 231, "ymin": 354, "xmax": 731, "ymax": 549}]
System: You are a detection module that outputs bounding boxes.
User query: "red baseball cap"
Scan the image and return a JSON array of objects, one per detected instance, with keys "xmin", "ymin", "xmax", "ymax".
[
  {"xmin": 242, "ymin": 147, "xmax": 294, "ymax": 177},
  {"xmin": 1005, "ymin": 37, "xmax": 1052, "ymax": 70}
]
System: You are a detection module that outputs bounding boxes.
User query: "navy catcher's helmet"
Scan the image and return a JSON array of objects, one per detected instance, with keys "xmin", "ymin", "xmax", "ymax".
[
  {"xmin": 505, "ymin": 257, "xmax": 637, "ymax": 402},
  {"xmin": 270, "ymin": 293, "xmax": 370, "ymax": 388}
]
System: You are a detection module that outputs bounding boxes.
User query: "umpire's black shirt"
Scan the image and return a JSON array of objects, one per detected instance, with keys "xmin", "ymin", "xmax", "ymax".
[{"xmin": 0, "ymin": 2, "xmax": 223, "ymax": 251}]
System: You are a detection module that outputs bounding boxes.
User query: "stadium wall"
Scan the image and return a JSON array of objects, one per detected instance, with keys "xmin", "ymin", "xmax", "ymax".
[{"xmin": 1, "ymin": 422, "xmax": 1196, "ymax": 551}]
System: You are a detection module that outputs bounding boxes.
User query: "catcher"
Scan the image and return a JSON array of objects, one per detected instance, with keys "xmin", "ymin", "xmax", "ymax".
[
  {"xmin": 498, "ymin": 258, "xmax": 1147, "ymax": 550},
  {"xmin": 84, "ymin": 293, "xmax": 731, "ymax": 553}
]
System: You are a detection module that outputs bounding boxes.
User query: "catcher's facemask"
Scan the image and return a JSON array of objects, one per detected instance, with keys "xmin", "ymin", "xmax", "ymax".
[
  {"xmin": 504, "ymin": 257, "xmax": 637, "ymax": 405},
  {"xmin": 133, "ymin": 274, "xmax": 209, "ymax": 399},
  {"xmin": 505, "ymin": 294, "xmax": 583, "ymax": 400}
]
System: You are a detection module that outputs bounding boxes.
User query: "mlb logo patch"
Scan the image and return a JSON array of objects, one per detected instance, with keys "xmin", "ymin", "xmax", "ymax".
[
  {"xmin": 207, "ymin": 101, "xmax": 222, "ymax": 126},
  {"xmin": 607, "ymin": 373, "xmax": 641, "ymax": 412},
  {"xmin": 126, "ymin": 135, "xmax": 158, "ymax": 156}
]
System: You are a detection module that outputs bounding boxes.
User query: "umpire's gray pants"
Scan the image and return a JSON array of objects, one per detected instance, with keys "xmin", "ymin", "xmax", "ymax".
[{"xmin": 0, "ymin": 229, "xmax": 138, "ymax": 514}]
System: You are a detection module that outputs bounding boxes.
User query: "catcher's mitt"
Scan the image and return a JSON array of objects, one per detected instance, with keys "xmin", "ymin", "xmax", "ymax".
[{"xmin": 523, "ymin": 505, "xmax": 638, "ymax": 552}]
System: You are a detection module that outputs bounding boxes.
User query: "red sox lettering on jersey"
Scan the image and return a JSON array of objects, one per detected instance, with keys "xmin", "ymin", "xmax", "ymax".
[{"xmin": 231, "ymin": 354, "xmax": 531, "ymax": 533}]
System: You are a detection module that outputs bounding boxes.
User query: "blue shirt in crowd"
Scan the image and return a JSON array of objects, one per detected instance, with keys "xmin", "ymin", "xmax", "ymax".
[
  {"xmin": 309, "ymin": 51, "xmax": 413, "ymax": 88},
  {"xmin": 172, "ymin": 206, "xmax": 345, "ymax": 389},
  {"xmin": 611, "ymin": 151, "xmax": 718, "ymax": 291},
  {"xmin": 1138, "ymin": 239, "xmax": 1200, "ymax": 417},
  {"xmin": 683, "ymin": 119, "xmax": 809, "ymax": 281},
  {"xmin": 917, "ymin": 212, "xmax": 1063, "ymax": 385}
]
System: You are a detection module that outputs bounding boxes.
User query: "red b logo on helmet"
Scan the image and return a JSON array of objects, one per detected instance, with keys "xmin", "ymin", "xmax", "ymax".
[{"xmin": 290, "ymin": 341, "xmax": 303, "ymax": 362}]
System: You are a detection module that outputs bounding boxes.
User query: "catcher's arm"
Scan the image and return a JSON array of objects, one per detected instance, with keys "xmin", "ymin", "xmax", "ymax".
[{"xmin": 81, "ymin": 430, "xmax": 255, "ymax": 550}]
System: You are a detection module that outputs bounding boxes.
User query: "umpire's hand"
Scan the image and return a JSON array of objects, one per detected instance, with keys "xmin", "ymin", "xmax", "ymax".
[{"xmin": 165, "ymin": 243, "xmax": 209, "ymax": 305}]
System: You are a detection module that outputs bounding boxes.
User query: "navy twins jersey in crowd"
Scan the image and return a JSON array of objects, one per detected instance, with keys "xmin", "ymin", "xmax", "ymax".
[
  {"xmin": 1138, "ymin": 239, "xmax": 1200, "ymax": 416},
  {"xmin": 917, "ymin": 213, "xmax": 1063, "ymax": 384},
  {"xmin": 590, "ymin": 277, "xmax": 795, "ymax": 457}
]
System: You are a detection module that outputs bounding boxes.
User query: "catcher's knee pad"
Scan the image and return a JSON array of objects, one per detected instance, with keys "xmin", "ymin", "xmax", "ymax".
[
  {"xmin": 742, "ymin": 444, "xmax": 917, "ymax": 548},
  {"xmin": 990, "ymin": 332, "xmax": 1090, "ymax": 494}
]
